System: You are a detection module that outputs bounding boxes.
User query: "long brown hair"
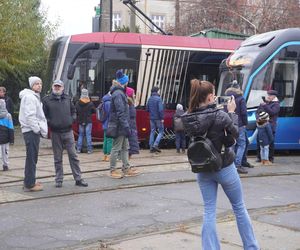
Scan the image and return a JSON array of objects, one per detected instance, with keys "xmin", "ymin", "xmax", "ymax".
[{"xmin": 188, "ymin": 79, "xmax": 215, "ymax": 113}]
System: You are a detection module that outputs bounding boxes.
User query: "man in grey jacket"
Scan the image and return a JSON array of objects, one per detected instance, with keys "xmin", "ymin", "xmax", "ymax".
[
  {"xmin": 43, "ymin": 80, "xmax": 88, "ymax": 188},
  {"xmin": 19, "ymin": 76, "xmax": 48, "ymax": 192}
]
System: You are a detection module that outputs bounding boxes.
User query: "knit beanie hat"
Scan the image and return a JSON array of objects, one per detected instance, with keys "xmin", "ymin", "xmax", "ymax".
[
  {"xmin": 126, "ymin": 87, "xmax": 135, "ymax": 97},
  {"xmin": 80, "ymin": 88, "xmax": 89, "ymax": 99},
  {"xmin": 259, "ymin": 111, "xmax": 269, "ymax": 120},
  {"xmin": 116, "ymin": 70, "xmax": 129, "ymax": 85},
  {"xmin": 176, "ymin": 104, "xmax": 183, "ymax": 110},
  {"xmin": 28, "ymin": 76, "xmax": 42, "ymax": 88}
]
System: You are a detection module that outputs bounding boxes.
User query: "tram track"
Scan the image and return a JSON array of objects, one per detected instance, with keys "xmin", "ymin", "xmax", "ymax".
[
  {"xmin": 2, "ymin": 152, "xmax": 300, "ymax": 186},
  {"xmin": 1, "ymin": 163, "xmax": 300, "ymax": 206}
]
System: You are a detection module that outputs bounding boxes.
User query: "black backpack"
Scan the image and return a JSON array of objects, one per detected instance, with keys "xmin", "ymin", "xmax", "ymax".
[
  {"xmin": 187, "ymin": 135, "xmax": 223, "ymax": 173},
  {"xmin": 187, "ymin": 117, "xmax": 223, "ymax": 173},
  {"xmin": 96, "ymin": 101, "xmax": 108, "ymax": 122}
]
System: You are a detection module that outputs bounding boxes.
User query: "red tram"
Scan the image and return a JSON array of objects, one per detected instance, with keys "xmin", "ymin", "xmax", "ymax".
[{"xmin": 46, "ymin": 32, "xmax": 240, "ymax": 144}]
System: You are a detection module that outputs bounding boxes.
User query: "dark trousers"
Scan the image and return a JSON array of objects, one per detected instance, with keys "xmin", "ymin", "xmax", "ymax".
[
  {"xmin": 257, "ymin": 131, "xmax": 275, "ymax": 161},
  {"xmin": 23, "ymin": 131, "xmax": 40, "ymax": 188},
  {"xmin": 51, "ymin": 130, "xmax": 82, "ymax": 183}
]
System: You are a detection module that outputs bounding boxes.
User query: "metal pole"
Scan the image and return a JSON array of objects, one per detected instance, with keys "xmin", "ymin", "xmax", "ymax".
[
  {"xmin": 123, "ymin": 0, "xmax": 168, "ymax": 35},
  {"xmin": 100, "ymin": 0, "xmax": 112, "ymax": 32}
]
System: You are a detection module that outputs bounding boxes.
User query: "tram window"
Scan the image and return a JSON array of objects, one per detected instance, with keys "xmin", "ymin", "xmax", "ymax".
[
  {"xmin": 272, "ymin": 60, "xmax": 298, "ymax": 108},
  {"xmin": 248, "ymin": 59, "xmax": 298, "ymax": 109}
]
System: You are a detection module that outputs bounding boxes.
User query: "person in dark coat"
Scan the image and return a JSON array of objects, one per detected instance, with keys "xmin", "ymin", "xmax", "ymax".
[
  {"xmin": 126, "ymin": 87, "xmax": 140, "ymax": 158},
  {"xmin": 0, "ymin": 86, "xmax": 14, "ymax": 120},
  {"xmin": 146, "ymin": 86, "xmax": 164, "ymax": 153},
  {"xmin": 0, "ymin": 99, "xmax": 14, "ymax": 171},
  {"xmin": 256, "ymin": 89, "xmax": 280, "ymax": 162},
  {"xmin": 257, "ymin": 112, "xmax": 273, "ymax": 165},
  {"xmin": 225, "ymin": 82, "xmax": 248, "ymax": 174},
  {"xmin": 43, "ymin": 80, "xmax": 88, "ymax": 188},
  {"xmin": 75, "ymin": 88, "xmax": 95, "ymax": 154},
  {"xmin": 173, "ymin": 103, "xmax": 186, "ymax": 153},
  {"xmin": 101, "ymin": 90, "xmax": 113, "ymax": 162},
  {"xmin": 181, "ymin": 79, "xmax": 259, "ymax": 250},
  {"xmin": 107, "ymin": 70, "xmax": 139, "ymax": 179}
]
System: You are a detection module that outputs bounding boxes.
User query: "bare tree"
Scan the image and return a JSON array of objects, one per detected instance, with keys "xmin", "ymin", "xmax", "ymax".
[{"xmin": 167, "ymin": 0, "xmax": 300, "ymax": 36}]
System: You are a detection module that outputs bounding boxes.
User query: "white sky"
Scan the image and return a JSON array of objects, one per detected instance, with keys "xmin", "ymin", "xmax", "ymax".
[{"xmin": 40, "ymin": 0, "xmax": 100, "ymax": 37}]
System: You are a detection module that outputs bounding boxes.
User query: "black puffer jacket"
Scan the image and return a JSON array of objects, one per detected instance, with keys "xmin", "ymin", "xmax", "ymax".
[
  {"xmin": 181, "ymin": 104, "xmax": 239, "ymax": 168},
  {"xmin": 75, "ymin": 99, "xmax": 95, "ymax": 125}
]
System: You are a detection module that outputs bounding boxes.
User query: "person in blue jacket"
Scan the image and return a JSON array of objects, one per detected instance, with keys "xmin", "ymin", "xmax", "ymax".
[
  {"xmin": 257, "ymin": 111, "xmax": 274, "ymax": 165},
  {"xmin": 146, "ymin": 86, "xmax": 164, "ymax": 153},
  {"xmin": 0, "ymin": 99, "xmax": 14, "ymax": 171},
  {"xmin": 101, "ymin": 90, "xmax": 112, "ymax": 162}
]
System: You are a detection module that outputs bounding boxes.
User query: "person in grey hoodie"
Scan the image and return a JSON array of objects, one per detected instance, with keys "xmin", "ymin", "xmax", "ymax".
[{"xmin": 19, "ymin": 76, "xmax": 48, "ymax": 192}]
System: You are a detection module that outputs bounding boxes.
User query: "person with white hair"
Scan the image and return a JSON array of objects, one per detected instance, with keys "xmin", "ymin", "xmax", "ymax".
[
  {"xmin": 19, "ymin": 76, "xmax": 48, "ymax": 192},
  {"xmin": 173, "ymin": 103, "xmax": 186, "ymax": 153}
]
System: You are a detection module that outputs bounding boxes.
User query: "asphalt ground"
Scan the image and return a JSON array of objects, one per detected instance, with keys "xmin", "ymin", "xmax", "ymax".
[{"xmin": 0, "ymin": 128, "xmax": 300, "ymax": 249}]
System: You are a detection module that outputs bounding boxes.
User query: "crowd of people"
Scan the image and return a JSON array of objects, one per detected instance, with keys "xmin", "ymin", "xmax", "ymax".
[{"xmin": 0, "ymin": 71, "xmax": 283, "ymax": 249}]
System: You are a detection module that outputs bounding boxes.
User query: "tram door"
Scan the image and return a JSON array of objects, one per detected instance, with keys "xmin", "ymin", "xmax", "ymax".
[{"xmin": 270, "ymin": 58, "xmax": 299, "ymax": 148}]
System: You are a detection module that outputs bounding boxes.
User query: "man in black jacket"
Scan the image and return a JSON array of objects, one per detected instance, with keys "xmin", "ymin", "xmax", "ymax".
[{"xmin": 43, "ymin": 80, "xmax": 88, "ymax": 188}]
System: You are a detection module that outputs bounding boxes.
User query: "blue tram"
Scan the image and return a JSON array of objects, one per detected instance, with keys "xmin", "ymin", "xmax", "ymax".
[{"xmin": 217, "ymin": 28, "xmax": 300, "ymax": 150}]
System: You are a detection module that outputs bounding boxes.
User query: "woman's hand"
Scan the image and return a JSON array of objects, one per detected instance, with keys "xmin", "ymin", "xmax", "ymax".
[{"xmin": 227, "ymin": 95, "xmax": 236, "ymax": 113}]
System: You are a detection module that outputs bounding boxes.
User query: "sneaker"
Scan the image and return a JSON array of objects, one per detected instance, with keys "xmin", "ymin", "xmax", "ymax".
[
  {"xmin": 237, "ymin": 166, "xmax": 248, "ymax": 174},
  {"xmin": 87, "ymin": 150, "xmax": 93, "ymax": 154},
  {"xmin": 263, "ymin": 160, "xmax": 272, "ymax": 166},
  {"xmin": 242, "ymin": 162, "xmax": 254, "ymax": 168},
  {"xmin": 77, "ymin": 150, "xmax": 81, "ymax": 154},
  {"xmin": 176, "ymin": 149, "xmax": 180, "ymax": 154},
  {"xmin": 110, "ymin": 170, "xmax": 123, "ymax": 179},
  {"xmin": 23, "ymin": 184, "xmax": 43, "ymax": 192},
  {"xmin": 150, "ymin": 148, "xmax": 155, "ymax": 153},
  {"xmin": 255, "ymin": 158, "xmax": 261, "ymax": 163},
  {"xmin": 3, "ymin": 165, "xmax": 8, "ymax": 171},
  {"xmin": 153, "ymin": 146, "xmax": 161, "ymax": 153},
  {"xmin": 75, "ymin": 179, "xmax": 88, "ymax": 187},
  {"xmin": 124, "ymin": 167, "xmax": 140, "ymax": 177},
  {"xmin": 55, "ymin": 182, "xmax": 62, "ymax": 188}
]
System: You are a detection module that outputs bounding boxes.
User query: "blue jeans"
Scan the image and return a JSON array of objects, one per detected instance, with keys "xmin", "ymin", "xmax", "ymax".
[
  {"xmin": 197, "ymin": 163, "xmax": 259, "ymax": 250},
  {"xmin": 77, "ymin": 123, "xmax": 92, "ymax": 151},
  {"xmin": 260, "ymin": 145, "xmax": 269, "ymax": 160},
  {"xmin": 235, "ymin": 127, "xmax": 247, "ymax": 167},
  {"xmin": 149, "ymin": 119, "xmax": 164, "ymax": 148}
]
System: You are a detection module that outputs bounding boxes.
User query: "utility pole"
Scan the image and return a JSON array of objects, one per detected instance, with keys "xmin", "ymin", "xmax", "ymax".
[
  {"xmin": 129, "ymin": 0, "xmax": 137, "ymax": 32},
  {"xmin": 100, "ymin": 0, "xmax": 112, "ymax": 32},
  {"xmin": 175, "ymin": 0, "xmax": 180, "ymax": 35}
]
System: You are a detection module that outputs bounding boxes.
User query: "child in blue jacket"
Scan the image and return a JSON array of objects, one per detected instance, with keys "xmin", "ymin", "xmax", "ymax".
[
  {"xmin": 0, "ymin": 99, "xmax": 14, "ymax": 171},
  {"xmin": 257, "ymin": 112, "xmax": 273, "ymax": 165}
]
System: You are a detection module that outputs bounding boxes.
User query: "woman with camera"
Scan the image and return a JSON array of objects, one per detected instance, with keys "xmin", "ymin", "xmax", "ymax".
[{"xmin": 181, "ymin": 79, "xmax": 259, "ymax": 250}]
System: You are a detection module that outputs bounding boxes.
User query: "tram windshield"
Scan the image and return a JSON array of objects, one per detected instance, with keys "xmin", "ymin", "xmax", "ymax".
[
  {"xmin": 218, "ymin": 44, "xmax": 299, "ymax": 110},
  {"xmin": 217, "ymin": 45, "xmax": 260, "ymax": 96}
]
